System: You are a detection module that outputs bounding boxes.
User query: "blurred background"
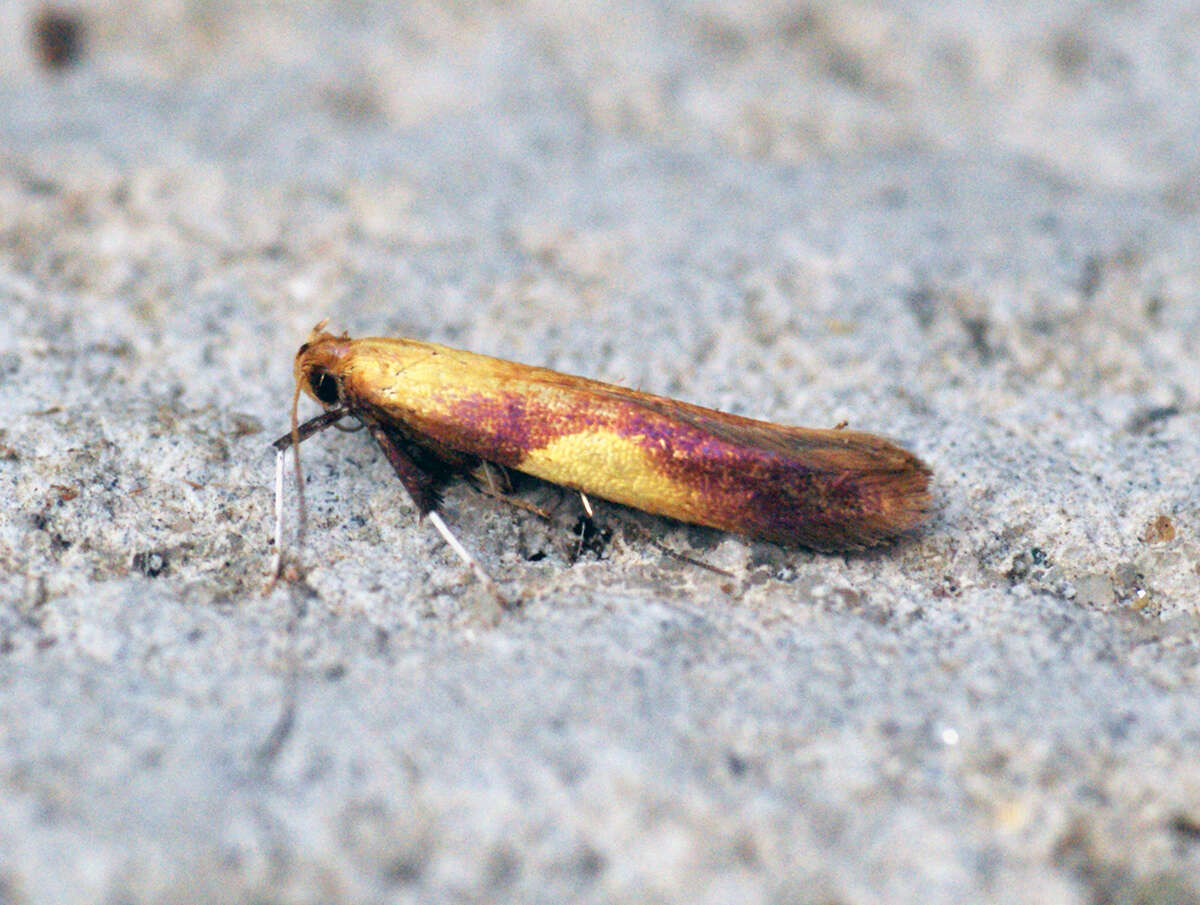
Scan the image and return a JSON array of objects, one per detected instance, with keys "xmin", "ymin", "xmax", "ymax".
[
  {"xmin": 3, "ymin": 3, "xmax": 1199, "ymax": 904},
  {"xmin": 8, "ymin": 0, "xmax": 1196, "ymax": 183}
]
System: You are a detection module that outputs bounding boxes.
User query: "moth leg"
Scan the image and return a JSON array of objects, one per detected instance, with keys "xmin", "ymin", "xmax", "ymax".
[
  {"xmin": 602, "ymin": 515, "xmax": 734, "ymax": 578},
  {"xmin": 573, "ymin": 491, "xmax": 730, "ymax": 577},
  {"xmin": 369, "ymin": 424, "xmax": 513, "ymax": 609},
  {"xmin": 425, "ymin": 511, "xmax": 510, "ymax": 608},
  {"xmin": 563, "ymin": 491, "xmax": 618, "ymax": 563},
  {"xmin": 469, "ymin": 461, "xmax": 555, "ymax": 520},
  {"xmin": 270, "ymin": 407, "xmax": 353, "ymax": 452},
  {"xmin": 479, "ymin": 460, "xmax": 511, "ymax": 495},
  {"xmin": 367, "ymin": 423, "xmax": 444, "ymax": 515},
  {"xmin": 573, "ymin": 492, "xmax": 595, "ymax": 560},
  {"xmin": 636, "ymin": 524, "xmax": 734, "ymax": 577}
]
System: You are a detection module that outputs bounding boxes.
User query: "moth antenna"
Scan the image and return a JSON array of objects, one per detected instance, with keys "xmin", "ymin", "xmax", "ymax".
[
  {"xmin": 267, "ymin": 376, "xmax": 308, "ymax": 587},
  {"xmin": 267, "ymin": 406, "xmax": 355, "ymax": 588}
]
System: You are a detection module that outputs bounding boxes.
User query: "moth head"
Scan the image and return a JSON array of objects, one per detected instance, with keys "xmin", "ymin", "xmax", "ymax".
[{"xmin": 294, "ymin": 322, "xmax": 351, "ymax": 408}]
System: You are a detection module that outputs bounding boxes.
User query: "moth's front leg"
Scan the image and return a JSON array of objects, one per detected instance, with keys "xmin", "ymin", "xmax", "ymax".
[
  {"xmin": 366, "ymin": 423, "xmax": 445, "ymax": 516},
  {"xmin": 368, "ymin": 421, "xmax": 512, "ymax": 608}
]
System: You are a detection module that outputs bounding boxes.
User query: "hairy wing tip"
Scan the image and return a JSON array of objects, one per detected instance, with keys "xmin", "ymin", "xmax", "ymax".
[{"xmin": 859, "ymin": 460, "xmax": 934, "ymax": 545}]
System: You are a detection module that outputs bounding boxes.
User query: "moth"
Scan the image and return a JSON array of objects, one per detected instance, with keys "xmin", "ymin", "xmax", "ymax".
[{"xmin": 271, "ymin": 323, "xmax": 932, "ymax": 601}]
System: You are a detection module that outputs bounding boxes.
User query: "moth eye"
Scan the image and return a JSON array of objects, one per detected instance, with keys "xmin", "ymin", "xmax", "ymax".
[{"xmin": 310, "ymin": 369, "xmax": 340, "ymax": 404}]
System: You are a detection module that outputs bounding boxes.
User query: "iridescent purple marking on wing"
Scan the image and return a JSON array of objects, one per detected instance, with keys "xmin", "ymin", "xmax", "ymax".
[
  {"xmin": 617, "ymin": 410, "xmax": 885, "ymax": 544},
  {"xmin": 419, "ymin": 389, "xmax": 926, "ymax": 549}
]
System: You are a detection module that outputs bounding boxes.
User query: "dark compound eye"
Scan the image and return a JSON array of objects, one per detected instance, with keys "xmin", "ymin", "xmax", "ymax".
[{"xmin": 310, "ymin": 369, "xmax": 340, "ymax": 404}]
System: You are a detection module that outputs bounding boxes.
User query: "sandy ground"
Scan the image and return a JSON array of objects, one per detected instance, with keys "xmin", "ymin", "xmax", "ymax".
[{"xmin": 1, "ymin": 2, "xmax": 1199, "ymax": 903}]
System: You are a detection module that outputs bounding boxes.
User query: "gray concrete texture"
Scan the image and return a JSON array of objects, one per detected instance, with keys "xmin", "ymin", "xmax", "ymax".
[{"xmin": 1, "ymin": 1, "xmax": 1199, "ymax": 903}]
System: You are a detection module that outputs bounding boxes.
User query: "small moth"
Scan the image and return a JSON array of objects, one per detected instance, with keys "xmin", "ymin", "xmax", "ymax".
[{"xmin": 272, "ymin": 323, "xmax": 932, "ymax": 599}]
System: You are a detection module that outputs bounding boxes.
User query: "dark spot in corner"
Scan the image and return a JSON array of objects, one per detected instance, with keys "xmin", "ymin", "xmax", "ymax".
[{"xmin": 33, "ymin": 8, "xmax": 85, "ymax": 70}]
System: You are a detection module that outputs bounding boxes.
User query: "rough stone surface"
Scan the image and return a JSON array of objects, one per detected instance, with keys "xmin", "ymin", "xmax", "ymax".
[{"xmin": 1, "ymin": 2, "xmax": 1198, "ymax": 903}]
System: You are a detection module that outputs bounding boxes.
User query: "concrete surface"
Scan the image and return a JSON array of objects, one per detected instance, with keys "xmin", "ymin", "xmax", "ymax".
[{"xmin": 1, "ymin": 2, "xmax": 1198, "ymax": 903}]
